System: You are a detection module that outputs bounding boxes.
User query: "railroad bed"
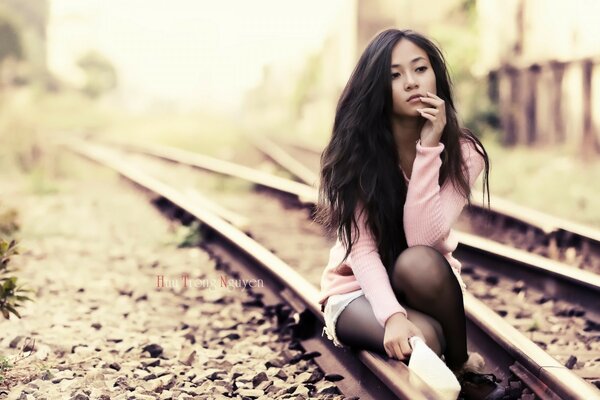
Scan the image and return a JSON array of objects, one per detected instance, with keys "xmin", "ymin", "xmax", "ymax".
[
  {"xmin": 57, "ymin": 138, "xmax": 600, "ymax": 399},
  {"xmin": 0, "ymin": 154, "xmax": 344, "ymax": 400},
  {"xmin": 93, "ymin": 136, "xmax": 600, "ymax": 391}
]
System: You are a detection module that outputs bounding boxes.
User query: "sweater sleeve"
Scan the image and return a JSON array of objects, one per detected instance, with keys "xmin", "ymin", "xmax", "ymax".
[
  {"xmin": 403, "ymin": 139, "xmax": 485, "ymax": 248},
  {"xmin": 349, "ymin": 202, "xmax": 408, "ymax": 328}
]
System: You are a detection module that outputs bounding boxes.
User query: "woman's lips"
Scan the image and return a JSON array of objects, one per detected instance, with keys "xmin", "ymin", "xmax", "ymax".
[{"xmin": 407, "ymin": 96, "xmax": 422, "ymax": 103}]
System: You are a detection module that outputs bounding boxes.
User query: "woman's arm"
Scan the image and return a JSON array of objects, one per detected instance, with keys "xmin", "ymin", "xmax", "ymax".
[
  {"xmin": 403, "ymin": 139, "xmax": 485, "ymax": 248},
  {"xmin": 349, "ymin": 202, "xmax": 408, "ymax": 328}
]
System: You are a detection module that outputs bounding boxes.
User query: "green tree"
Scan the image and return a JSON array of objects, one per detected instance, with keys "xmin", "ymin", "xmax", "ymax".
[
  {"xmin": 0, "ymin": 18, "xmax": 22, "ymax": 63},
  {"xmin": 77, "ymin": 51, "xmax": 118, "ymax": 98}
]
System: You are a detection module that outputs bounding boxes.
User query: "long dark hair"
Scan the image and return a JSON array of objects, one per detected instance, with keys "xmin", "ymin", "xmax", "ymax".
[{"xmin": 315, "ymin": 29, "xmax": 490, "ymax": 272}]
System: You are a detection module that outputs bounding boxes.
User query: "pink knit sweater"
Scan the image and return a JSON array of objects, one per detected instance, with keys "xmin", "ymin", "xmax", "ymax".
[{"xmin": 318, "ymin": 138, "xmax": 485, "ymax": 328}]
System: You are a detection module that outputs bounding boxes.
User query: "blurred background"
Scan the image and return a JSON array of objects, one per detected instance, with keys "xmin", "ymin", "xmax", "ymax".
[{"xmin": 0, "ymin": 0, "xmax": 599, "ymax": 227}]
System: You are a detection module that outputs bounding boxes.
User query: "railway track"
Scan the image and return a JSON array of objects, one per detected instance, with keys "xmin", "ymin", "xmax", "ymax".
[
  {"xmin": 64, "ymin": 138, "xmax": 600, "ymax": 399},
  {"xmin": 93, "ymin": 135, "xmax": 600, "ymax": 387}
]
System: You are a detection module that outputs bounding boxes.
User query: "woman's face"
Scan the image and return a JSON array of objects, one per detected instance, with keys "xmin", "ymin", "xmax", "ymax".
[{"xmin": 390, "ymin": 39, "xmax": 437, "ymax": 118}]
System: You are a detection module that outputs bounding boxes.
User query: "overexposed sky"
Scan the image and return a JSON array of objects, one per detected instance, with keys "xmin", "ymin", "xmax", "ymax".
[{"xmin": 47, "ymin": 0, "xmax": 345, "ymax": 111}]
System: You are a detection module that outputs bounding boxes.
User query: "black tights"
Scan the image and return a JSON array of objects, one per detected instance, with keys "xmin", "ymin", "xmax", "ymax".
[{"xmin": 335, "ymin": 245, "xmax": 469, "ymax": 370}]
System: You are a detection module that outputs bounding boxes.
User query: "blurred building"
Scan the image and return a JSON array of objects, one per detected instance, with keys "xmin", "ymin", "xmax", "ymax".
[
  {"xmin": 476, "ymin": 0, "xmax": 600, "ymax": 157},
  {"xmin": 0, "ymin": 0, "xmax": 48, "ymax": 86}
]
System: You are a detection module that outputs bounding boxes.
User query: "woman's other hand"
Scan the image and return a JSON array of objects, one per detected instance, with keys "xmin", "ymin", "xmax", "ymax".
[{"xmin": 383, "ymin": 312, "xmax": 425, "ymax": 361}]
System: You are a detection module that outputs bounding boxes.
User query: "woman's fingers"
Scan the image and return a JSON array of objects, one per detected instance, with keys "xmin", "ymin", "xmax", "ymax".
[
  {"xmin": 426, "ymin": 91, "xmax": 444, "ymax": 101},
  {"xmin": 385, "ymin": 345, "xmax": 392, "ymax": 359},
  {"xmin": 400, "ymin": 340, "xmax": 412, "ymax": 359},
  {"xmin": 417, "ymin": 110, "xmax": 436, "ymax": 121},
  {"xmin": 418, "ymin": 97, "xmax": 440, "ymax": 104},
  {"xmin": 418, "ymin": 107, "xmax": 445, "ymax": 124},
  {"xmin": 386, "ymin": 339, "xmax": 415, "ymax": 361},
  {"xmin": 426, "ymin": 90, "xmax": 442, "ymax": 98},
  {"xmin": 394, "ymin": 342, "xmax": 406, "ymax": 360},
  {"xmin": 416, "ymin": 107, "xmax": 439, "ymax": 114},
  {"xmin": 419, "ymin": 95, "xmax": 444, "ymax": 107},
  {"xmin": 419, "ymin": 98, "xmax": 443, "ymax": 106},
  {"xmin": 386, "ymin": 343, "xmax": 395, "ymax": 359}
]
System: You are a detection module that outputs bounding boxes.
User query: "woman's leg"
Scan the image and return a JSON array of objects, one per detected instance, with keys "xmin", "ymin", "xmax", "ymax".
[
  {"xmin": 334, "ymin": 245, "xmax": 466, "ymax": 369},
  {"xmin": 389, "ymin": 245, "xmax": 468, "ymax": 370},
  {"xmin": 335, "ymin": 296, "xmax": 445, "ymax": 356}
]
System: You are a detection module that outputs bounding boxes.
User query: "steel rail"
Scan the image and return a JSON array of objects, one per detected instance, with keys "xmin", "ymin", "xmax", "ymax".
[
  {"xmin": 249, "ymin": 134, "xmax": 319, "ymax": 187},
  {"xmin": 469, "ymin": 189, "xmax": 600, "ymax": 245},
  {"xmin": 455, "ymin": 231, "xmax": 600, "ymax": 322},
  {"xmin": 96, "ymin": 138, "xmax": 317, "ymax": 205},
  {"xmin": 465, "ymin": 292, "xmax": 600, "ymax": 400}
]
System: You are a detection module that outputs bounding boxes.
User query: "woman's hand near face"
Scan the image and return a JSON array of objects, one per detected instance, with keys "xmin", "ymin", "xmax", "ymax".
[
  {"xmin": 416, "ymin": 91, "xmax": 446, "ymax": 147},
  {"xmin": 383, "ymin": 312, "xmax": 425, "ymax": 361}
]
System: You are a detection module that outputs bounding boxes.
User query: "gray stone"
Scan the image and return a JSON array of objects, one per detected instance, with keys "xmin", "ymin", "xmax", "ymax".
[
  {"xmin": 68, "ymin": 393, "xmax": 89, "ymax": 400},
  {"xmin": 237, "ymin": 388, "xmax": 264, "ymax": 398},
  {"xmin": 9, "ymin": 336, "xmax": 23, "ymax": 349},
  {"xmin": 35, "ymin": 345, "xmax": 51, "ymax": 361},
  {"xmin": 159, "ymin": 390, "xmax": 174, "ymax": 400},
  {"xmin": 177, "ymin": 347, "xmax": 196, "ymax": 366},
  {"xmin": 51, "ymin": 370, "xmax": 75, "ymax": 384}
]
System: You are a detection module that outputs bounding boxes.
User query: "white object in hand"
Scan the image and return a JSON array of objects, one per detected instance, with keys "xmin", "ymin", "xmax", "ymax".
[{"xmin": 408, "ymin": 336, "xmax": 461, "ymax": 400}]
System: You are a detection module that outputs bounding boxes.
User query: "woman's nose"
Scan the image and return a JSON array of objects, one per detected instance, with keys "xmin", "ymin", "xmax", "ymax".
[{"xmin": 404, "ymin": 74, "xmax": 418, "ymax": 90}]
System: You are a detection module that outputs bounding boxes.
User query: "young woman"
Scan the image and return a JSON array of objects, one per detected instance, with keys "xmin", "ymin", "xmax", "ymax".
[{"xmin": 316, "ymin": 29, "xmax": 506, "ymax": 399}]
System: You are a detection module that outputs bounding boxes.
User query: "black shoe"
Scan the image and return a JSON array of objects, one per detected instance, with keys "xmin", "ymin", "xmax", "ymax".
[{"xmin": 458, "ymin": 371, "xmax": 507, "ymax": 400}]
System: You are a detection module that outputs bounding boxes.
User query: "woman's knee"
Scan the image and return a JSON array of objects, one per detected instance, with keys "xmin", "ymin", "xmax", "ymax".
[{"xmin": 391, "ymin": 245, "xmax": 453, "ymax": 298}]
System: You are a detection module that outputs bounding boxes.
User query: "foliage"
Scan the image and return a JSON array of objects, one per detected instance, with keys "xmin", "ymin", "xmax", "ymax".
[
  {"xmin": 0, "ymin": 205, "xmax": 19, "ymax": 237},
  {"xmin": 429, "ymin": 5, "xmax": 500, "ymax": 137},
  {"xmin": 0, "ymin": 337, "xmax": 36, "ymax": 389},
  {"xmin": 27, "ymin": 166, "xmax": 59, "ymax": 196},
  {"xmin": 0, "ymin": 86, "xmax": 110, "ymax": 179},
  {"xmin": 0, "ymin": 239, "xmax": 33, "ymax": 319},
  {"xmin": 0, "ymin": 18, "xmax": 23, "ymax": 62},
  {"xmin": 0, "ymin": 354, "xmax": 11, "ymax": 385},
  {"xmin": 77, "ymin": 50, "xmax": 118, "ymax": 98},
  {"xmin": 175, "ymin": 221, "xmax": 205, "ymax": 248}
]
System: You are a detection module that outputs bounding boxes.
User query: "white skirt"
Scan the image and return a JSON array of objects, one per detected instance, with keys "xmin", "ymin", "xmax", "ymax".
[{"xmin": 321, "ymin": 289, "xmax": 364, "ymax": 348}]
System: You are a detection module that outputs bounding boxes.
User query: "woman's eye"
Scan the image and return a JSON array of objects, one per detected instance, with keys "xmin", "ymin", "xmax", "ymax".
[
  {"xmin": 392, "ymin": 72, "xmax": 400, "ymax": 79},
  {"xmin": 416, "ymin": 66, "xmax": 427, "ymax": 72}
]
